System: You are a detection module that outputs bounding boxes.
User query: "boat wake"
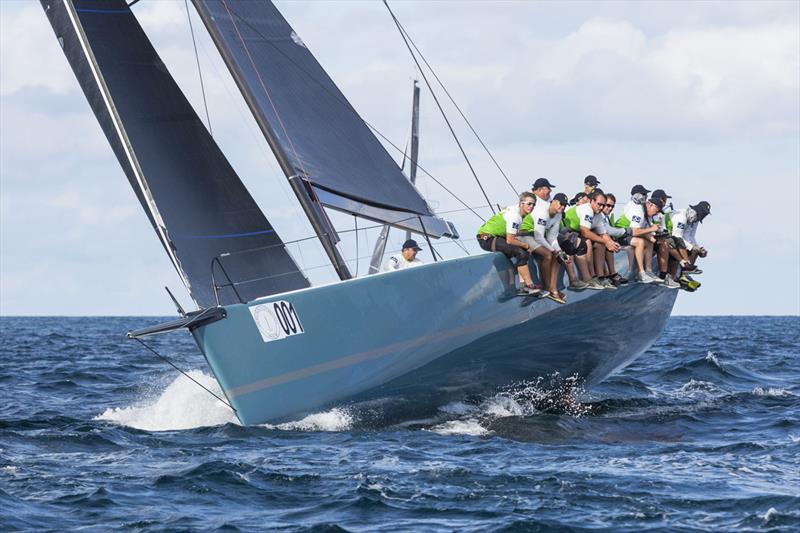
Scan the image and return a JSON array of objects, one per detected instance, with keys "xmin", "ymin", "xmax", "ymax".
[{"xmin": 95, "ymin": 370, "xmax": 238, "ymax": 431}]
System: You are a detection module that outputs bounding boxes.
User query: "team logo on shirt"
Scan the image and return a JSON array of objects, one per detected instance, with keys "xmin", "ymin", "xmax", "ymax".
[
  {"xmin": 537, "ymin": 218, "xmax": 546, "ymax": 226},
  {"xmin": 512, "ymin": 222, "xmax": 519, "ymax": 229},
  {"xmin": 584, "ymin": 214, "xmax": 592, "ymax": 222},
  {"xmin": 632, "ymin": 215, "xmax": 642, "ymax": 223},
  {"xmin": 677, "ymin": 222, "xmax": 685, "ymax": 229}
]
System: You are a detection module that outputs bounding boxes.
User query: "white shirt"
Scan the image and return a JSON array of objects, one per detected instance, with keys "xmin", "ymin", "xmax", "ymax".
[
  {"xmin": 381, "ymin": 253, "xmax": 424, "ymax": 272},
  {"xmin": 500, "ymin": 205, "xmax": 523, "ymax": 235},
  {"xmin": 531, "ymin": 202, "xmax": 562, "ymax": 251},
  {"xmin": 670, "ymin": 209, "xmax": 699, "ymax": 250},
  {"xmin": 576, "ymin": 203, "xmax": 603, "ymax": 231},
  {"xmin": 621, "ymin": 200, "xmax": 646, "ymax": 229}
]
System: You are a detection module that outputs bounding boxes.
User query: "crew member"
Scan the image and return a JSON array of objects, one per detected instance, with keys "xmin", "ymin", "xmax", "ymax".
[
  {"xmin": 614, "ymin": 185, "xmax": 663, "ymax": 283},
  {"xmin": 598, "ymin": 193, "xmax": 629, "ymax": 286},
  {"xmin": 670, "ymin": 201, "xmax": 711, "ymax": 289},
  {"xmin": 477, "ymin": 192, "xmax": 538, "ymax": 295},
  {"xmin": 583, "ymin": 175, "xmax": 600, "ymax": 194},
  {"xmin": 381, "ymin": 239, "xmax": 424, "ymax": 272},
  {"xmin": 519, "ymin": 190, "xmax": 568, "ymax": 303},
  {"xmin": 564, "ymin": 189, "xmax": 619, "ymax": 290}
]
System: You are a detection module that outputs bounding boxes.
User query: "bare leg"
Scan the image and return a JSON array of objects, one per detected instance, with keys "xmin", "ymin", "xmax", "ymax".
[
  {"xmin": 575, "ymin": 254, "xmax": 592, "ymax": 281},
  {"xmin": 656, "ymin": 238, "xmax": 670, "ymax": 275},
  {"xmin": 550, "ymin": 257, "xmax": 562, "ymax": 294},
  {"xmin": 593, "ymin": 242, "xmax": 606, "ymax": 277},
  {"xmin": 605, "ymin": 250, "xmax": 617, "ymax": 276},
  {"xmin": 585, "ymin": 244, "xmax": 595, "ymax": 278},
  {"xmin": 643, "ymin": 240, "xmax": 655, "ymax": 273},
  {"xmin": 689, "ymin": 249, "xmax": 701, "ymax": 265},
  {"xmin": 631, "ymin": 237, "xmax": 646, "ymax": 273},
  {"xmin": 533, "ymin": 246, "xmax": 553, "ymax": 293},
  {"xmin": 517, "ymin": 264, "xmax": 533, "ymax": 287}
]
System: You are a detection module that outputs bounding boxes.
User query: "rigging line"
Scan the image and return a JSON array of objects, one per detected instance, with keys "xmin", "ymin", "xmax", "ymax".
[
  {"xmin": 183, "ymin": 0, "xmax": 213, "ymax": 135},
  {"xmin": 132, "ymin": 337, "xmax": 236, "ymax": 413},
  {"xmin": 218, "ymin": 7, "xmax": 483, "ymax": 222},
  {"xmin": 383, "ymin": 0, "xmax": 495, "ymax": 215},
  {"xmin": 395, "ymin": 20, "xmax": 517, "ymax": 195}
]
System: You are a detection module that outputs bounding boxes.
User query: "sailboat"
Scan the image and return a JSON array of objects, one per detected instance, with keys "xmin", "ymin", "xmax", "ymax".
[{"xmin": 41, "ymin": 0, "xmax": 677, "ymax": 425}]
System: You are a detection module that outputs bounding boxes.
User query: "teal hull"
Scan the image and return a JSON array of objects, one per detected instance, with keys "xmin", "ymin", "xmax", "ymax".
[{"xmin": 192, "ymin": 253, "xmax": 677, "ymax": 425}]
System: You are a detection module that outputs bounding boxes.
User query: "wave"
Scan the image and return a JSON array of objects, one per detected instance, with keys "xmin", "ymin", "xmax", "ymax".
[{"xmin": 95, "ymin": 370, "xmax": 238, "ymax": 431}]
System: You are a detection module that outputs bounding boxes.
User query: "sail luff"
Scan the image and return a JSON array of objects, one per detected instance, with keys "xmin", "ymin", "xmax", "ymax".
[
  {"xmin": 57, "ymin": 0, "xmax": 193, "ymax": 297},
  {"xmin": 42, "ymin": 0, "xmax": 311, "ymax": 307}
]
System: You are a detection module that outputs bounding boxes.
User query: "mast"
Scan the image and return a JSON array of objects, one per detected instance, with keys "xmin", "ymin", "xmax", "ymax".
[
  {"xmin": 190, "ymin": 0, "xmax": 352, "ymax": 281},
  {"xmin": 369, "ymin": 80, "xmax": 421, "ymax": 274},
  {"xmin": 406, "ymin": 80, "xmax": 421, "ymax": 242}
]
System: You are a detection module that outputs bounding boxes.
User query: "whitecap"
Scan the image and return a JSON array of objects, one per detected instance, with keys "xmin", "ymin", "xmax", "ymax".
[
  {"xmin": 430, "ymin": 419, "xmax": 489, "ymax": 436},
  {"xmin": 264, "ymin": 407, "xmax": 353, "ymax": 432},
  {"xmin": 752, "ymin": 387, "xmax": 794, "ymax": 398},
  {"xmin": 763, "ymin": 507, "xmax": 779, "ymax": 523},
  {"xmin": 95, "ymin": 370, "xmax": 238, "ymax": 431}
]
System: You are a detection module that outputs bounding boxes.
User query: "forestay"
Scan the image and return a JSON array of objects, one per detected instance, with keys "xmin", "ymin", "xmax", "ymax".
[
  {"xmin": 191, "ymin": 0, "xmax": 455, "ymax": 237},
  {"xmin": 41, "ymin": 0, "xmax": 310, "ymax": 308}
]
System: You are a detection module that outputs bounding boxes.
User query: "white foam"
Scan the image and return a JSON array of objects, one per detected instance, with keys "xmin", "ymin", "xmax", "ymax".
[
  {"xmin": 762, "ymin": 507, "xmax": 779, "ymax": 523},
  {"xmin": 789, "ymin": 434, "xmax": 800, "ymax": 443},
  {"xmin": 752, "ymin": 387, "xmax": 794, "ymax": 398},
  {"xmin": 430, "ymin": 419, "xmax": 489, "ymax": 436},
  {"xmin": 264, "ymin": 407, "xmax": 353, "ymax": 432},
  {"xmin": 705, "ymin": 351, "xmax": 722, "ymax": 367},
  {"xmin": 483, "ymin": 394, "xmax": 526, "ymax": 418},
  {"xmin": 95, "ymin": 370, "xmax": 238, "ymax": 431}
]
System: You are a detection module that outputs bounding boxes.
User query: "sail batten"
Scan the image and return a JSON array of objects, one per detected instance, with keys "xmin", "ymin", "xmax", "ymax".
[
  {"xmin": 42, "ymin": 0, "xmax": 310, "ymax": 308},
  {"xmin": 190, "ymin": 0, "xmax": 453, "ymax": 230}
]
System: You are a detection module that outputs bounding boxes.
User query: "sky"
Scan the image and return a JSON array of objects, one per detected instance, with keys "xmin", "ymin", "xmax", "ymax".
[{"xmin": 1, "ymin": 0, "xmax": 798, "ymax": 316}]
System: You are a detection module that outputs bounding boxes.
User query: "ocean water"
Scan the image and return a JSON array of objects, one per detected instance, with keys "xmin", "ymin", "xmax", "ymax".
[{"xmin": 1, "ymin": 316, "xmax": 798, "ymax": 531}]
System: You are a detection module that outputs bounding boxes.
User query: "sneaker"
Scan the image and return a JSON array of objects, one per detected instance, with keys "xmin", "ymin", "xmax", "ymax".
[
  {"xmin": 678, "ymin": 274, "xmax": 701, "ymax": 289},
  {"xmin": 546, "ymin": 292, "xmax": 566, "ymax": 304},
  {"xmin": 682, "ymin": 263, "xmax": 697, "ymax": 272},
  {"xmin": 638, "ymin": 271, "xmax": 655, "ymax": 284},
  {"xmin": 650, "ymin": 272, "xmax": 665, "ymax": 284},
  {"xmin": 662, "ymin": 275, "xmax": 680, "ymax": 289},
  {"xmin": 597, "ymin": 277, "xmax": 618, "ymax": 290},
  {"xmin": 586, "ymin": 278, "xmax": 605, "ymax": 290},
  {"xmin": 568, "ymin": 280, "xmax": 589, "ymax": 291},
  {"xmin": 690, "ymin": 268, "xmax": 703, "ymax": 275},
  {"xmin": 609, "ymin": 273, "xmax": 629, "ymax": 285}
]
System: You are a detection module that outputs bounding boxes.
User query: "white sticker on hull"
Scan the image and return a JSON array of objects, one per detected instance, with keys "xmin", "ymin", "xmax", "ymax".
[{"xmin": 249, "ymin": 301, "xmax": 305, "ymax": 343}]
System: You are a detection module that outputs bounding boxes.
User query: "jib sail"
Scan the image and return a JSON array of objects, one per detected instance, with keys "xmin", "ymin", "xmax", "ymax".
[{"xmin": 41, "ymin": 0, "xmax": 310, "ymax": 308}]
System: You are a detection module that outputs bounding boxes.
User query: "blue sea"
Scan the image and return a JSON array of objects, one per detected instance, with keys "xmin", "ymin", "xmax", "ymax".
[{"xmin": 1, "ymin": 316, "xmax": 798, "ymax": 531}]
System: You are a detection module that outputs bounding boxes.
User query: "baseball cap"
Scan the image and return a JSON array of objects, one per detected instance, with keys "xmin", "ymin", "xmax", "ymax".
[
  {"xmin": 651, "ymin": 189, "xmax": 672, "ymax": 201},
  {"xmin": 584, "ymin": 175, "xmax": 600, "ymax": 187},
  {"xmin": 532, "ymin": 177, "xmax": 556, "ymax": 189},
  {"xmin": 552, "ymin": 192, "xmax": 569, "ymax": 206},
  {"xmin": 648, "ymin": 195, "xmax": 666, "ymax": 212},
  {"xmin": 691, "ymin": 201, "xmax": 711, "ymax": 220},
  {"xmin": 570, "ymin": 192, "xmax": 588, "ymax": 205},
  {"xmin": 631, "ymin": 184, "xmax": 651, "ymax": 196},
  {"xmin": 402, "ymin": 239, "xmax": 422, "ymax": 251}
]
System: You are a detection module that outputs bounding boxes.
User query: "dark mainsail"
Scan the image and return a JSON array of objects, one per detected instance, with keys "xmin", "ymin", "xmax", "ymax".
[
  {"xmin": 190, "ymin": 0, "xmax": 455, "ymax": 238},
  {"xmin": 41, "ymin": 0, "xmax": 310, "ymax": 308}
]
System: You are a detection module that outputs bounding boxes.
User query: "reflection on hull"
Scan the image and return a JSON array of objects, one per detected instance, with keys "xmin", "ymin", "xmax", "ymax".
[{"xmin": 193, "ymin": 253, "xmax": 677, "ymax": 425}]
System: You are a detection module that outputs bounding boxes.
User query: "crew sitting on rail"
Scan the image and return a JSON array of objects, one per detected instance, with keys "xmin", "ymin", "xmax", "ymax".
[
  {"xmin": 381, "ymin": 239, "xmax": 424, "ymax": 272},
  {"xmin": 518, "ymin": 186, "xmax": 568, "ymax": 304},
  {"xmin": 670, "ymin": 201, "xmax": 711, "ymax": 291},
  {"xmin": 646, "ymin": 190, "xmax": 681, "ymax": 289},
  {"xmin": 613, "ymin": 185, "xmax": 663, "ymax": 284},
  {"xmin": 477, "ymin": 192, "xmax": 539, "ymax": 295},
  {"xmin": 596, "ymin": 193, "xmax": 629, "ymax": 286},
  {"xmin": 564, "ymin": 189, "xmax": 620, "ymax": 290}
]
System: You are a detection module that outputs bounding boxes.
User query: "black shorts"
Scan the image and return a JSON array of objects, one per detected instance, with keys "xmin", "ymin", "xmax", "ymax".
[
  {"xmin": 672, "ymin": 237, "xmax": 687, "ymax": 250},
  {"xmin": 557, "ymin": 230, "xmax": 587, "ymax": 256},
  {"xmin": 613, "ymin": 234, "xmax": 632, "ymax": 247},
  {"xmin": 477, "ymin": 235, "xmax": 529, "ymax": 265}
]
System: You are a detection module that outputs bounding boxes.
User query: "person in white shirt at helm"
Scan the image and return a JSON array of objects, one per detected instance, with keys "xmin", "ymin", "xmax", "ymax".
[
  {"xmin": 382, "ymin": 239, "xmax": 425, "ymax": 272},
  {"xmin": 613, "ymin": 185, "xmax": 663, "ymax": 284}
]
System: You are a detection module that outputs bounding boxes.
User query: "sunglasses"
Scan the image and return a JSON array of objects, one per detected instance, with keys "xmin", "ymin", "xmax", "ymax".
[
  {"xmin": 605, "ymin": 204, "xmax": 615, "ymax": 209},
  {"xmin": 522, "ymin": 201, "xmax": 535, "ymax": 207},
  {"xmin": 595, "ymin": 202, "xmax": 607, "ymax": 208}
]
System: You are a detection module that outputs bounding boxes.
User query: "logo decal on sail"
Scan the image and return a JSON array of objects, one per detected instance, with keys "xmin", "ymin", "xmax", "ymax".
[
  {"xmin": 250, "ymin": 301, "xmax": 305, "ymax": 343},
  {"xmin": 290, "ymin": 31, "xmax": 307, "ymax": 48}
]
